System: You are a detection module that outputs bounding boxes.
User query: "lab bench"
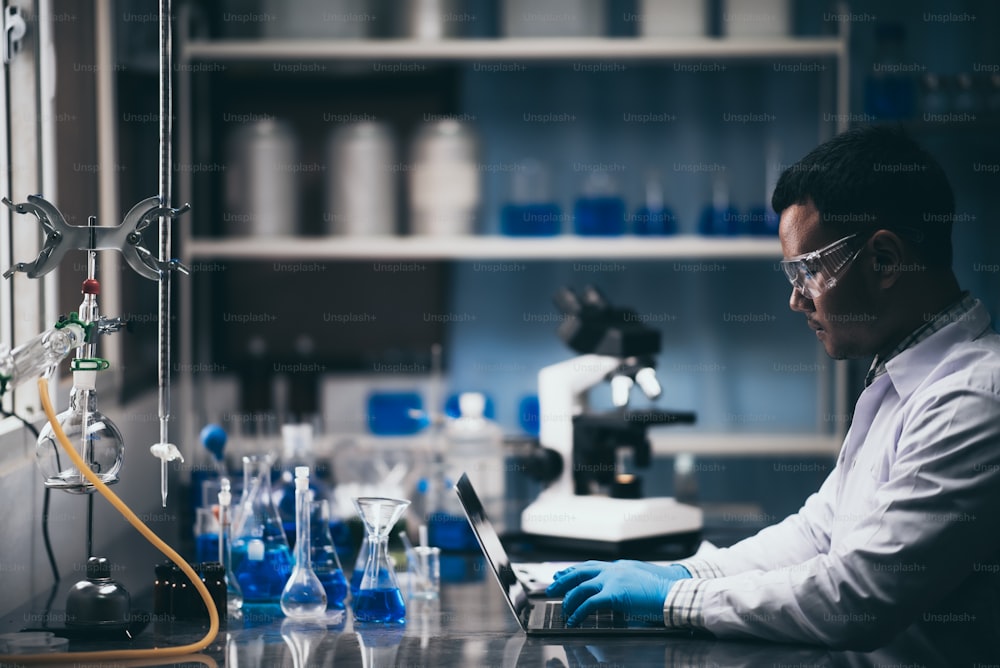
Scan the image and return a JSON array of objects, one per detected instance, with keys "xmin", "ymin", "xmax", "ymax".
[{"xmin": 0, "ymin": 550, "xmax": 988, "ymax": 667}]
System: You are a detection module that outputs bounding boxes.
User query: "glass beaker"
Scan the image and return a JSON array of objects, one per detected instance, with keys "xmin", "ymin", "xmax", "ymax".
[
  {"xmin": 231, "ymin": 454, "xmax": 293, "ymax": 603},
  {"xmin": 351, "ymin": 497, "xmax": 410, "ymax": 624}
]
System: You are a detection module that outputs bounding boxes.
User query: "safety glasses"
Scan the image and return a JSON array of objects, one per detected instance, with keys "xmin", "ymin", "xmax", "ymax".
[{"xmin": 780, "ymin": 233, "xmax": 865, "ymax": 300}]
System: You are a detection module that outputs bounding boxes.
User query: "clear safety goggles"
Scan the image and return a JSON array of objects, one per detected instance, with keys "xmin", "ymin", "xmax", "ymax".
[{"xmin": 780, "ymin": 233, "xmax": 864, "ymax": 300}]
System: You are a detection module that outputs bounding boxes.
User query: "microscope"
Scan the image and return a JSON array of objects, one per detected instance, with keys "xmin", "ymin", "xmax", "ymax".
[{"xmin": 520, "ymin": 286, "xmax": 702, "ymax": 558}]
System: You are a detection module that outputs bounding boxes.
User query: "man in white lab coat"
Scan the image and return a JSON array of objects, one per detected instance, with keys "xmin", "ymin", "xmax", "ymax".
[{"xmin": 548, "ymin": 126, "xmax": 1000, "ymax": 657}]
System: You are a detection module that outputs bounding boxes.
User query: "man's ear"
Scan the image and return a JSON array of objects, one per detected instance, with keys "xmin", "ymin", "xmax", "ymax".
[{"xmin": 869, "ymin": 230, "xmax": 907, "ymax": 289}]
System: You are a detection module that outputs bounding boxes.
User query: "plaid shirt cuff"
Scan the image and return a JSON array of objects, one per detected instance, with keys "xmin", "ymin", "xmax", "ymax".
[
  {"xmin": 674, "ymin": 557, "xmax": 724, "ymax": 579},
  {"xmin": 663, "ymin": 578, "xmax": 706, "ymax": 629}
]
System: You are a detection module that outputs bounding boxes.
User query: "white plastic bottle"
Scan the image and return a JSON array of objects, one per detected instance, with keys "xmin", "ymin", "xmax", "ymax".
[{"xmin": 445, "ymin": 393, "xmax": 506, "ymax": 530}]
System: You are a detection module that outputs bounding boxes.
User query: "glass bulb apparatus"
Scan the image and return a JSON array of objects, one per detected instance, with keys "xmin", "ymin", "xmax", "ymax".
[
  {"xmin": 35, "ymin": 372, "xmax": 124, "ymax": 493},
  {"xmin": 280, "ymin": 467, "xmax": 327, "ymax": 618}
]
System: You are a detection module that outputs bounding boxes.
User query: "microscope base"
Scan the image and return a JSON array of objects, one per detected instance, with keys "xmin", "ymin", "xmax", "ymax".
[{"xmin": 521, "ymin": 495, "xmax": 703, "ymax": 559}]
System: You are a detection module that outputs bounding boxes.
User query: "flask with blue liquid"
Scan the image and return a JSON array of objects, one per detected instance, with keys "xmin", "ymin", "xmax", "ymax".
[
  {"xmin": 500, "ymin": 159, "xmax": 562, "ymax": 236},
  {"xmin": 231, "ymin": 453, "xmax": 294, "ymax": 603},
  {"xmin": 573, "ymin": 171, "xmax": 626, "ymax": 236}
]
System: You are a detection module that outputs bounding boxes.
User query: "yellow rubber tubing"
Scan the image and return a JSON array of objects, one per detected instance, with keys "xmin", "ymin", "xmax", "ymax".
[{"xmin": 0, "ymin": 378, "xmax": 220, "ymax": 664}]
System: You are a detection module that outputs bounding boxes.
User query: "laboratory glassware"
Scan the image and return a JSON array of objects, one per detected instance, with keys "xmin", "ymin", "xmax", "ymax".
[
  {"xmin": 352, "ymin": 497, "xmax": 410, "ymax": 624},
  {"xmin": 0, "ymin": 320, "xmax": 87, "ymax": 395},
  {"xmin": 35, "ymin": 379, "xmax": 125, "ymax": 493},
  {"xmin": 232, "ymin": 454, "xmax": 294, "ymax": 603},
  {"xmin": 311, "ymin": 499, "xmax": 349, "ymax": 609},
  {"xmin": 218, "ymin": 477, "xmax": 244, "ymax": 613},
  {"xmin": 281, "ymin": 467, "xmax": 327, "ymax": 618},
  {"xmin": 500, "ymin": 159, "xmax": 562, "ymax": 236},
  {"xmin": 573, "ymin": 171, "xmax": 625, "ymax": 236}
]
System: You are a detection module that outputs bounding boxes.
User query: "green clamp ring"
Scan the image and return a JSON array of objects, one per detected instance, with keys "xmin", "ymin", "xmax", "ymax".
[
  {"xmin": 56, "ymin": 312, "xmax": 97, "ymax": 343},
  {"xmin": 71, "ymin": 357, "xmax": 110, "ymax": 372}
]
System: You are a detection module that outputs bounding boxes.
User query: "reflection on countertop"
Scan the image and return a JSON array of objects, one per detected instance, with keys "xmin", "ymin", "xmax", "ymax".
[{"xmin": 5, "ymin": 557, "xmax": 996, "ymax": 667}]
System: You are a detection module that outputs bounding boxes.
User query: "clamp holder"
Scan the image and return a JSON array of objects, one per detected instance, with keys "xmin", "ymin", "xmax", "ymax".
[{"xmin": 2, "ymin": 194, "xmax": 191, "ymax": 281}]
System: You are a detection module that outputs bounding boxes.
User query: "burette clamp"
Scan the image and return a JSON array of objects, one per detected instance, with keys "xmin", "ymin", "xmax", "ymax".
[{"xmin": 1, "ymin": 194, "xmax": 193, "ymax": 281}]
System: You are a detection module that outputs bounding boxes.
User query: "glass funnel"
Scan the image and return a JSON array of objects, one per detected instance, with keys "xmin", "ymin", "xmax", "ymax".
[{"xmin": 351, "ymin": 497, "xmax": 410, "ymax": 624}]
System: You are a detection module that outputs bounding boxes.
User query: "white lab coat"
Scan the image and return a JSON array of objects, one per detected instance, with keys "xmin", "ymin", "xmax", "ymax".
[{"xmin": 666, "ymin": 299, "xmax": 1000, "ymax": 656}]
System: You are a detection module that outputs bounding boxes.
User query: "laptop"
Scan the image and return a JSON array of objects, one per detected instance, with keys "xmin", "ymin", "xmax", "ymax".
[{"xmin": 454, "ymin": 473, "xmax": 689, "ymax": 636}]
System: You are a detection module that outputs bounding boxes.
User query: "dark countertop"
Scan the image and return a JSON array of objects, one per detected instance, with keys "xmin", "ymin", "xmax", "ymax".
[{"xmin": 0, "ymin": 553, "xmax": 991, "ymax": 668}]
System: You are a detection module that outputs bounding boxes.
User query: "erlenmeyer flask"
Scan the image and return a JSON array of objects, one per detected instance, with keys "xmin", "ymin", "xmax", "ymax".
[
  {"xmin": 232, "ymin": 454, "xmax": 293, "ymax": 603},
  {"xmin": 311, "ymin": 499, "xmax": 348, "ymax": 609},
  {"xmin": 351, "ymin": 497, "xmax": 410, "ymax": 624}
]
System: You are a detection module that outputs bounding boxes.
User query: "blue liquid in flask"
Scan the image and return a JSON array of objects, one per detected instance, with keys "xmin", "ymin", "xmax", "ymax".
[
  {"xmin": 354, "ymin": 587, "xmax": 407, "ymax": 624},
  {"xmin": 233, "ymin": 539, "xmax": 294, "ymax": 603}
]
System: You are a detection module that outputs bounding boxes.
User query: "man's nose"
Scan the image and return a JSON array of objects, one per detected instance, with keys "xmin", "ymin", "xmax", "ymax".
[{"xmin": 789, "ymin": 287, "xmax": 814, "ymax": 313}]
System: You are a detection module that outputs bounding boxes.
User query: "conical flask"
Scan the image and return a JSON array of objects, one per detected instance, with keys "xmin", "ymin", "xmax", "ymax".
[
  {"xmin": 351, "ymin": 497, "xmax": 410, "ymax": 624},
  {"xmin": 312, "ymin": 499, "xmax": 348, "ymax": 609},
  {"xmin": 232, "ymin": 454, "xmax": 293, "ymax": 603}
]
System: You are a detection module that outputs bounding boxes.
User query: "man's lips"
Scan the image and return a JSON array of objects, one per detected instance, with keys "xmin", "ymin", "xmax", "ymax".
[{"xmin": 807, "ymin": 319, "xmax": 824, "ymax": 331}]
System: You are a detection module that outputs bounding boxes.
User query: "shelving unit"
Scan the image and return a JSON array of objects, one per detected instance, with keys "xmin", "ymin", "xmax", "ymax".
[
  {"xmin": 185, "ymin": 235, "xmax": 782, "ymax": 261},
  {"xmin": 174, "ymin": 11, "xmax": 851, "ymax": 458}
]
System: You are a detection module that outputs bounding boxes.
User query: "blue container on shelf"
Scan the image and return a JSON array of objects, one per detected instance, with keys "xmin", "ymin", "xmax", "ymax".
[
  {"xmin": 500, "ymin": 159, "xmax": 562, "ymax": 236},
  {"xmin": 367, "ymin": 391, "xmax": 427, "ymax": 435},
  {"xmin": 573, "ymin": 171, "xmax": 626, "ymax": 236},
  {"xmin": 633, "ymin": 205, "xmax": 678, "ymax": 235}
]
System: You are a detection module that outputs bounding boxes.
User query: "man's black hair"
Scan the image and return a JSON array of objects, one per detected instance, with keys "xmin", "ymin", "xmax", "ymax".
[{"xmin": 771, "ymin": 125, "xmax": 955, "ymax": 267}]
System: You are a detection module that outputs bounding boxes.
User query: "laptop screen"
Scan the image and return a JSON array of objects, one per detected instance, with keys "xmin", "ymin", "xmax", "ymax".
[{"xmin": 454, "ymin": 473, "xmax": 531, "ymax": 621}]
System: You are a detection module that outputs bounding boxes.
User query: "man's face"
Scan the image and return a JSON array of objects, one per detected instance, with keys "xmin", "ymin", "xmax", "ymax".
[{"xmin": 778, "ymin": 201, "xmax": 880, "ymax": 360}]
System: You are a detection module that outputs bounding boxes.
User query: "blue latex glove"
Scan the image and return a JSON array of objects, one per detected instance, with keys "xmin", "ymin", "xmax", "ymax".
[{"xmin": 547, "ymin": 560, "xmax": 692, "ymax": 627}]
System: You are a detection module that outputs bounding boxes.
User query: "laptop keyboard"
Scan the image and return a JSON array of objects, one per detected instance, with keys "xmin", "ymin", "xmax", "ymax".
[{"xmin": 542, "ymin": 601, "xmax": 622, "ymax": 630}]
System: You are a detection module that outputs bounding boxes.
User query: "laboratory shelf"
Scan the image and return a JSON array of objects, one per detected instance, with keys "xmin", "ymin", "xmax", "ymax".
[
  {"xmin": 649, "ymin": 432, "xmax": 842, "ymax": 457},
  {"xmin": 182, "ymin": 36, "xmax": 845, "ymax": 63},
  {"xmin": 184, "ymin": 234, "xmax": 783, "ymax": 261}
]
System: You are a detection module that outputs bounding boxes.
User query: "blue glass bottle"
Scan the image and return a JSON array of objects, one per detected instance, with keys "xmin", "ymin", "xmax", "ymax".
[{"xmin": 698, "ymin": 174, "xmax": 741, "ymax": 236}]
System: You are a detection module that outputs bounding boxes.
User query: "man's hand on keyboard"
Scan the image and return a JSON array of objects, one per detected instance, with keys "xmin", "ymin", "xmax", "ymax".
[{"xmin": 546, "ymin": 560, "xmax": 692, "ymax": 627}]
